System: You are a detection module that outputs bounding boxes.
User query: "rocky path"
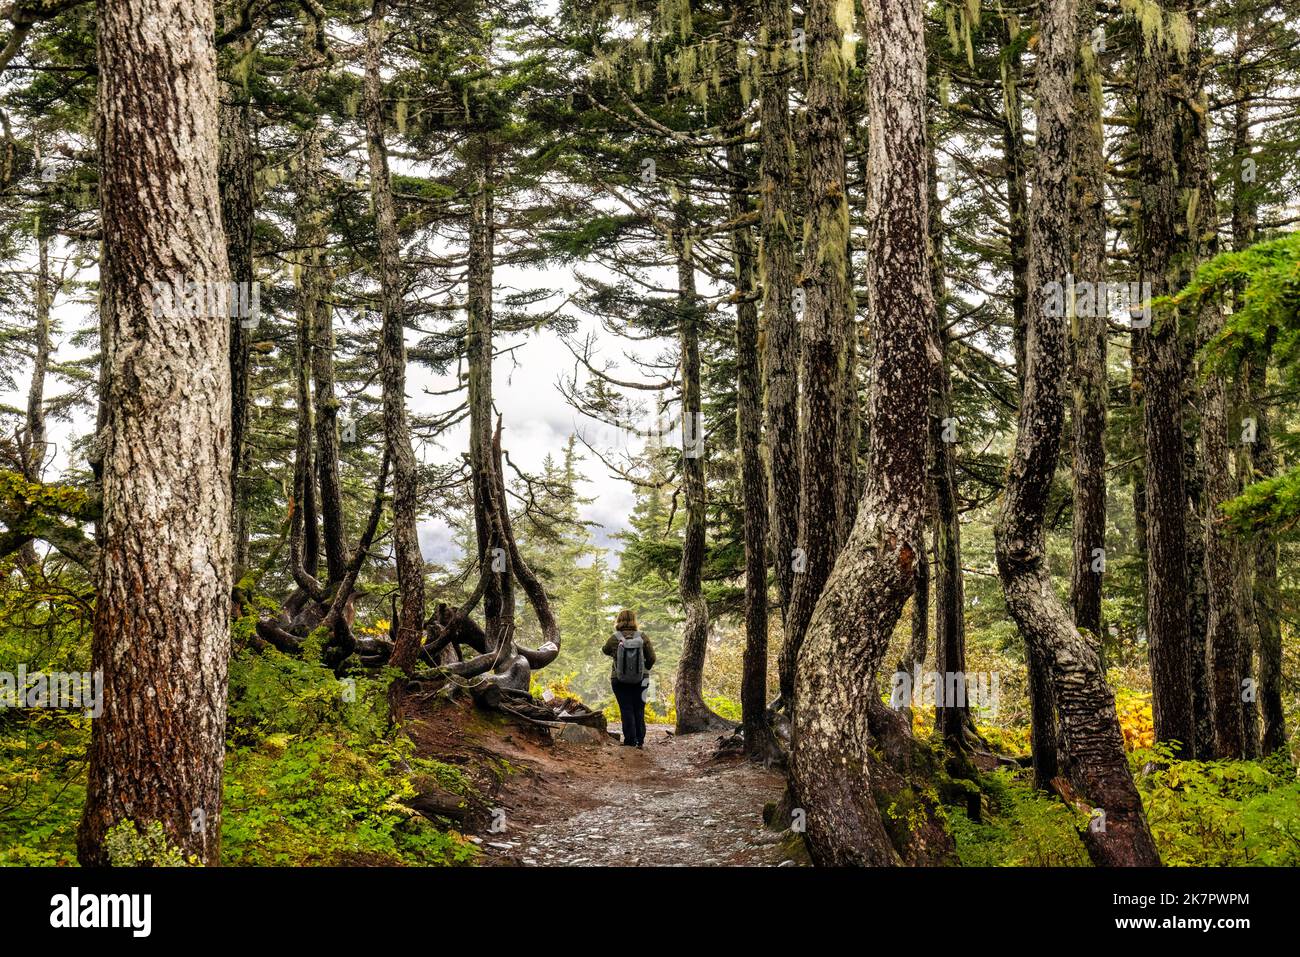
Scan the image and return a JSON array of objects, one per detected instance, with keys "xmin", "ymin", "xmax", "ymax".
[{"xmin": 473, "ymin": 725, "xmax": 802, "ymax": 867}]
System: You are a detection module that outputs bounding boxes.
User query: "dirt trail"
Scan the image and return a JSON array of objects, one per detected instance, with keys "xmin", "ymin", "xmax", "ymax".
[{"xmin": 470, "ymin": 723, "xmax": 802, "ymax": 867}]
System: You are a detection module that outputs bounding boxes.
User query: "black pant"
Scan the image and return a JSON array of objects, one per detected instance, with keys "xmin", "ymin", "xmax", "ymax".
[{"xmin": 612, "ymin": 680, "xmax": 647, "ymax": 746}]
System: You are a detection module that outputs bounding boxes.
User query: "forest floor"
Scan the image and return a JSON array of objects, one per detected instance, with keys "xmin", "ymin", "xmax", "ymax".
[{"xmin": 406, "ymin": 698, "xmax": 807, "ymax": 866}]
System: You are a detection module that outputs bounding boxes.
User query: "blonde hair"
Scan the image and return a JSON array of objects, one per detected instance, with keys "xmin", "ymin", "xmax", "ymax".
[{"xmin": 615, "ymin": 608, "xmax": 638, "ymax": 632}]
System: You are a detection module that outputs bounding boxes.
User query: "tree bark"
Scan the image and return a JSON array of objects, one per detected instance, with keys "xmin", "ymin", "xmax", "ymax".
[
  {"xmin": 1187, "ymin": 35, "xmax": 1244, "ymax": 759},
  {"xmin": 1228, "ymin": 34, "xmax": 1283, "ymax": 756},
  {"xmin": 365, "ymin": 0, "xmax": 425, "ymax": 675},
  {"xmin": 1069, "ymin": 0, "xmax": 1107, "ymax": 642},
  {"xmin": 673, "ymin": 213, "xmax": 724, "ymax": 734},
  {"xmin": 728, "ymin": 136, "xmax": 774, "ymax": 758},
  {"xmin": 78, "ymin": 0, "xmax": 232, "ymax": 866},
  {"xmin": 790, "ymin": 0, "xmax": 935, "ymax": 865},
  {"xmin": 217, "ymin": 16, "xmax": 255, "ymax": 577},
  {"xmin": 993, "ymin": 0, "xmax": 1160, "ymax": 866},
  {"xmin": 1002, "ymin": 13, "xmax": 1058, "ymax": 780},
  {"xmin": 1135, "ymin": 0, "xmax": 1196, "ymax": 755},
  {"xmin": 778, "ymin": 0, "xmax": 855, "ymax": 709},
  {"xmin": 466, "ymin": 137, "xmax": 513, "ymax": 649},
  {"xmin": 926, "ymin": 134, "xmax": 970, "ymax": 750},
  {"xmin": 758, "ymin": 0, "xmax": 800, "ymax": 630}
]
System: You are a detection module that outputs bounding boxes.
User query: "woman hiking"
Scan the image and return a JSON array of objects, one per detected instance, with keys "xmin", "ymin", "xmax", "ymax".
[{"xmin": 603, "ymin": 609, "xmax": 655, "ymax": 748}]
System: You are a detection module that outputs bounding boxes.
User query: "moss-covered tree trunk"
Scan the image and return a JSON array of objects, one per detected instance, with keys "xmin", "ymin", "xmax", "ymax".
[
  {"xmin": 791, "ymin": 0, "xmax": 936, "ymax": 864},
  {"xmin": 994, "ymin": 0, "xmax": 1160, "ymax": 866},
  {"xmin": 674, "ymin": 212, "xmax": 725, "ymax": 734},
  {"xmin": 728, "ymin": 133, "xmax": 775, "ymax": 757},
  {"xmin": 1135, "ymin": 0, "xmax": 1196, "ymax": 755},
  {"xmin": 927, "ymin": 133, "xmax": 970, "ymax": 750},
  {"xmin": 759, "ymin": 0, "xmax": 800, "ymax": 632},
  {"xmin": 365, "ymin": 0, "xmax": 425, "ymax": 674},
  {"xmin": 778, "ymin": 0, "xmax": 855, "ymax": 710},
  {"xmin": 218, "ymin": 12, "xmax": 255, "ymax": 578},
  {"xmin": 1069, "ymin": 0, "xmax": 1107, "ymax": 644}
]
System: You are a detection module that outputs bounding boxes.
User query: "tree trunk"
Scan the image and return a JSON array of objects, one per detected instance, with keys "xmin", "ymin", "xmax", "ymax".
[
  {"xmin": 926, "ymin": 135, "xmax": 970, "ymax": 751},
  {"xmin": 778, "ymin": 0, "xmax": 855, "ymax": 708},
  {"xmin": 1002, "ymin": 14, "xmax": 1058, "ymax": 779},
  {"xmin": 1069, "ymin": 0, "xmax": 1107, "ymax": 642},
  {"xmin": 673, "ymin": 214, "xmax": 724, "ymax": 734},
  {"xmin": 791, "ymin": 0, "xmax": 935, "ymax": 865},
  {"xmin": 1228, "ymin": 36, "xmax": 1283, "ymax": 756},
  {"xmin": 365, "ymin": 0, "xmax": 425, "ymax": 675},
  {"xmin": 993, "ymin": 0, "xmax": 1160, "ymax": 866},
  {"xmin": 17, "ymin": 226, "xmax": 53, "ymax": 570},
  {"xmin": 293, "ymin": 239, "xmax": 320, "ymax": 583},
  {"xmin": 909, "ymin": 537, "xmax": 929, "ymax": 672},
  {"xmin": 728, "ymin": 137, "xmax": 775, "ymax": 758},
  {"xmin": 466, "ymin": 138, "xmax": 513, "ymax": 649},
  {"xmin": 1135, "ymin": 0, "xmax": 1196, "ymax": 755},
  {"xmin": 1250, "ymin": 373, "xmax": 1285, "ymax": 754},
  {"xmin": 218, "ymin": 18, "xmax": 255, "ymax": 577},
  {"xmin": 1002, "ymin": 15, "xmax": 1029, "ymax": 384},
  {"xmin": 758, "ymin": 0, "xmax": 800, "ymax": 630},
  {"xmin": 1188, "ymin": 40, "xmax": 1245, "ymax": 759},
  {"xmin": 78, "ymin": 0, "xmax": 232, "ymax": 866}
]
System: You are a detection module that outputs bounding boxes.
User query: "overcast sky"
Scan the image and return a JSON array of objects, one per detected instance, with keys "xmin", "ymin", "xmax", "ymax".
[{"xmin": 8, "ymin": 249, "xmax": 663, "ymax": 573}]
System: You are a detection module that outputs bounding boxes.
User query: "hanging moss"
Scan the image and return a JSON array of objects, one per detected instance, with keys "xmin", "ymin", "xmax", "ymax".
[{"xmin": 1119, "ymin": 0, "xmax": 1191, "ymax": 57}]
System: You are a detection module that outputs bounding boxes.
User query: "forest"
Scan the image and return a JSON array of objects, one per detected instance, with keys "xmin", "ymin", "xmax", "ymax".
[{"xmin": 0, "ymin": 0, "xmax": 1299, "ymax": 874}]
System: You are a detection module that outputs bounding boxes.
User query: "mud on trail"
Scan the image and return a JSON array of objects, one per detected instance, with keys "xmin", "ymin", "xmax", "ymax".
[{"xmin": 405, "ymin": 699, "xmax": 806, "ymax": 867}]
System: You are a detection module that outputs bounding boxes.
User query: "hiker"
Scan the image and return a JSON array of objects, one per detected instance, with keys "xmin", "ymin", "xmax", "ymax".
[{"xmin": 603, "ymin": 608, "xmax": 655, "ymax": 748}]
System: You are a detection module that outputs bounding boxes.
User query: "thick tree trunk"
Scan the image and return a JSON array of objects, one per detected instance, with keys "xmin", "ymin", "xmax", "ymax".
[
  {"xmin": 778, "ymin": 0, "xmax": 855, "ymax": 708},
  {"xmin": 78, "ymin": 0, "xmax": 232, "ymax": 865},
  {"xmin": 1069, "ymin": 0, "xmax": 1107, "ymax": 642},
  {"xmin": 674, "ymin": 218, "xmax": 724, "ymax": 734},
  {"xmin": 365, "ymin": 0, "xmax": 425, "ymax": 675},
  {"xmin": 728, "ymin": 137, "xmax": 775, "ymax": 758},
  {"xmin": 791, "ymin": 0, "xmax": 935, "ymax": 865},
  {"xmin": 993, "ymin": 0, "xmax": 1160, "ymax": 866},
  {"xmin": 1135, "ymin": 0, "xmax": 1196, "ymax": 755},
  {"xmin": 758, "ymin": 0, "xmax": 800, "ymax": 630}
]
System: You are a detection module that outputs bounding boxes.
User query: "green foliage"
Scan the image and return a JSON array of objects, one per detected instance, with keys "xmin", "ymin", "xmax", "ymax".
[
  {"xmin": 1172, "ymin": 233, "xmax": 1300, "ymax": 535},
  {"xmin": 1131, "ymin": 744, "xmax": 1300, "ymax": 866},
  {"xmin": 221, "ymin": 650, "xmax": 478, "ymax": 866},
  {"xmin": 104, "ymin": 821, "xmax": 196, "ymax": 867},
  {"xmin": 944, "ymin": 768, "xmax": 1091, "ymax": 867},
  {"xmin": 226, "ymin": 647, "xmax": 390, "ymax": 743},
  {"xmin": 0, "ymin": 709, "xmax": 86, "ymax": 866},
  {"xmin": 222, "ymin": 732, "xmax": 476, "ymax": 866}
]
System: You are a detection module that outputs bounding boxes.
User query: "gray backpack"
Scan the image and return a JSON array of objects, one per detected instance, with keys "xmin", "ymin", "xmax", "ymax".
[{"xmin": 614, "ymin": 631, "xmax": 647, "ymax": 684}]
